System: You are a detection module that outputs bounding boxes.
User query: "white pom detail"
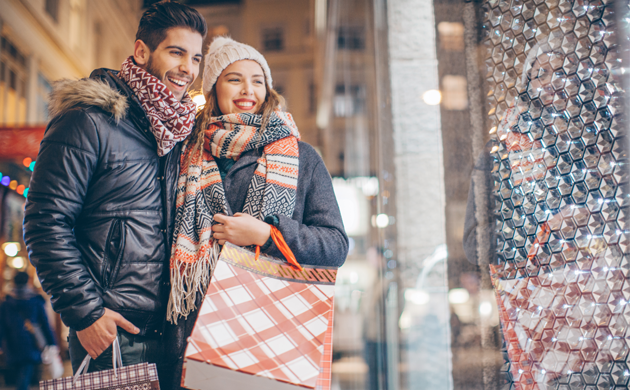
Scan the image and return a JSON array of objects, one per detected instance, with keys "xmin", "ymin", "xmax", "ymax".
[{"xmin": 208, "ymin": 36, "xmax": 234, "ymax": 55}]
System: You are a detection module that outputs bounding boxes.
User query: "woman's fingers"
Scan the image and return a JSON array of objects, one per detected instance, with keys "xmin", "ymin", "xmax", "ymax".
[
  {"xmin": 212, "ymin": 223, "xmax": 226, "ymax": 233},
  {"xmin": 214, "ymin": 213, "xmax": 228, "ymax": 223}
]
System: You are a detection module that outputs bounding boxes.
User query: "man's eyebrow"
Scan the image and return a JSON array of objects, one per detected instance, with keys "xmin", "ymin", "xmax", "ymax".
[
  {"xmin": 165, "ymin": 45, "xmax": 187, "ymax": 52},
  {"xmin": 166, "ymin": 45, "xmax": 202, "ymax": 58}
]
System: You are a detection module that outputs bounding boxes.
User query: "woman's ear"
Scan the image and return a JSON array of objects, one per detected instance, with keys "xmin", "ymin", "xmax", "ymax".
[{"xmin": 133, "ymin": 40, "xmax": 151, "ymax": 68}]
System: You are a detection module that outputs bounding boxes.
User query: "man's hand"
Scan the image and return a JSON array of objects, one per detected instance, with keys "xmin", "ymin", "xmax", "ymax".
[
  {"xmin": 76, "ymin": 308, "xmax": 139, "ymax": 358},
  {"xmin": 212, "ymin": 213, "xmax": 271, "ymax": 247}
]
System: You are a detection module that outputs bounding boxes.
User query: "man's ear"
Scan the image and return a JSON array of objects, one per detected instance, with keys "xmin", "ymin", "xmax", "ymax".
[{"xmin": 133, "ymin": 40, "xmax": 151, "ymax": 68}]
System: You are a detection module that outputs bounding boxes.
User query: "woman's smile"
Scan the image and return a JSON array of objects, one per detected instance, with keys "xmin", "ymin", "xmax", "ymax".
[{"xmin": 233, "ymin": 99, "xmax": 257, "ymax": 110}]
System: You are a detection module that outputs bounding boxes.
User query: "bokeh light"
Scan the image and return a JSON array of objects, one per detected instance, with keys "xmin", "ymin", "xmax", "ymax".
[
  {"xmin": 3, "ymin": 243, "xmax": 19, "ymax": 257},
  {"xmin": 422, "ymin": 89, "xmax": 442, "ymax": 105}
]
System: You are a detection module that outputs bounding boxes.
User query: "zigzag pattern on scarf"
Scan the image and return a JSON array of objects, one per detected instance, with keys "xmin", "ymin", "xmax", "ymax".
[{"xmin": 168, "ymin": 111, "xmax": 301, "ymax": 323}]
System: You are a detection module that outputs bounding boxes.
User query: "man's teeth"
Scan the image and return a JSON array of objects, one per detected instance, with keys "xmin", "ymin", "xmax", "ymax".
[{"xmin": 168, "ymin": 77, "xmax": 186, "ymax": 86}]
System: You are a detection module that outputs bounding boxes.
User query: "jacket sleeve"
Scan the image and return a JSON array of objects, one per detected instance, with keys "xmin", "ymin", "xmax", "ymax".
[
  {"xmin": 264, "ymin": 156, "xmax": 349, "ymax": 267},
  {"xmin": 23, "ymin": 109, "xmax": 105, "ymax": 331}
]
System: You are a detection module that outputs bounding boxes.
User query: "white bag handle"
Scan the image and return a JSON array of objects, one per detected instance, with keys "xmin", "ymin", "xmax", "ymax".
[{"xmin": 73, "ymin": 337, "xmax": 123, "ymax": 385}]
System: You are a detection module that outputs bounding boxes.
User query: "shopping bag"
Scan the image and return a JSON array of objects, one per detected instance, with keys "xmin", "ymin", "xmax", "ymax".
[
  {"xmin": 490, "ymin": 257, "xmax": 628, "ymax": 388},
  {"xmin": 40, "ymin": 338, "xmax": 160, "ymax": 390},
  {"xmin": 182, "ymin": 242, "xmax": 338, "ymax": 390},
  {"xmin": 41, "ymin": 345, "xmax": 64, "ymax": 379}
]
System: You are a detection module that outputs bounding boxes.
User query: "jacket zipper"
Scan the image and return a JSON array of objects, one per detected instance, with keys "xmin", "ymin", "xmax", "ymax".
[{"xmin": 106, "ymin": 220, "xmax": 126, "ymax": 290}]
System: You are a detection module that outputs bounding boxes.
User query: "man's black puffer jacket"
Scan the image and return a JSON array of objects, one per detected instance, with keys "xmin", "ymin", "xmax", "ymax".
[{"xmin": 23, "ymin": 69, "xmax": 182, "ymax": 336}]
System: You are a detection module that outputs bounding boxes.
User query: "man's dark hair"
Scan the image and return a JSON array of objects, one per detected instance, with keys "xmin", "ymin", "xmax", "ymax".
[
  {"xmin": 136, "ymin": 1, "xmax": 207, "ymax": 51},
  {"xmin": 14, "ymin": 271, "xmax": 29, "ymax": 286}
]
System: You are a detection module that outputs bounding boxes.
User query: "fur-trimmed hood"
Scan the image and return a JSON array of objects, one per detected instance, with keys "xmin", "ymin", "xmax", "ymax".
[{"xmin": 48, "ymin": 78, "xmax": 128, "ymax": 121}]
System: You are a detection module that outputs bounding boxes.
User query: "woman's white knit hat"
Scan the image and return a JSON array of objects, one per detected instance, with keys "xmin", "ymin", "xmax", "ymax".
[{"xmin": 202, "ymin": 36, "xmax": 273, "ymax": 95}]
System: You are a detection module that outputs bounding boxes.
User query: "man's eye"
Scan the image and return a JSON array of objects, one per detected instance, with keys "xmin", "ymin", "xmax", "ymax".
[
  {"xmin": 193, "ymin": 58, "xmax": 201, "ymax": 64},
  {"xmin": 171, "ymin": 51, "xmax": 183, "ymax": 56}
]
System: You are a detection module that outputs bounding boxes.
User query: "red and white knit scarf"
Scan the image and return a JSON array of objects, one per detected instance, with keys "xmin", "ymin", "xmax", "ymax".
[
  {"xmin": 118, "ymin": 56, "xmax": 196, "ymax": 156},
  {"xmin": 167, "ymin": 111, "xmax": 300, "ymax": 323}
]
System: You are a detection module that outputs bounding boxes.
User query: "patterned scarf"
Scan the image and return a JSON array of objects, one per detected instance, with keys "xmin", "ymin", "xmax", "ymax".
[
  {"xmin": 118, "ymin": 56, "xmax": 196, "ymax": 156},
  {"xmin": 167, "ymin": 111, "xmax": 300, "ymax": 323}
]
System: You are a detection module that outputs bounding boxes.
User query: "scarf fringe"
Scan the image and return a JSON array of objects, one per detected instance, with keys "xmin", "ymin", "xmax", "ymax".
[
  {"xmin": 168, "ymin": 112, "xmax": 301, "ymax": 325},
  {"xmin": 167, "ymin": 241, "xmax": 220, "ymax": 325}
]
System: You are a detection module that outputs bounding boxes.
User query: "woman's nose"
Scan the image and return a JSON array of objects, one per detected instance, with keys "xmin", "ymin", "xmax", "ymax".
[{"xmin": 241, "ymin": 82, "xmax": 254, "ymax": 95}]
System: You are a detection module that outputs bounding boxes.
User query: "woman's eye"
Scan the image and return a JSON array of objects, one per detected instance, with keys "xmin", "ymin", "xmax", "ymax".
[{"xmin": 228, "ymin": 78, "xmax": 240, "ymax": 82}]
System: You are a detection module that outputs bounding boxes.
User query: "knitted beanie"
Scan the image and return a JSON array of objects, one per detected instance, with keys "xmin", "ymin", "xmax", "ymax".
[{"xmin": 202, "ymin": 36, "xmax": 273, "ymax": 95}]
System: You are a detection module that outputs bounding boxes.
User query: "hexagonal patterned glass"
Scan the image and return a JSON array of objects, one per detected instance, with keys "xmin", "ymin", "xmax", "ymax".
[{"xmin": 484, "ymin": 1, "xmax": 629, "ymax": 389}]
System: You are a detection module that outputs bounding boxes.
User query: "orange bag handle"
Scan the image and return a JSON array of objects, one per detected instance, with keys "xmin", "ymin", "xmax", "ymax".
[{"xmin": 256, "ymin": 226, "xmax": 304, "ymax": 271}]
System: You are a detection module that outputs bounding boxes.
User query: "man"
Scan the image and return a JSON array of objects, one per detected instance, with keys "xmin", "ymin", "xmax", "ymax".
[{"xmin": 23, "ymin": 2, "xmax": 206, "ymax": 386}]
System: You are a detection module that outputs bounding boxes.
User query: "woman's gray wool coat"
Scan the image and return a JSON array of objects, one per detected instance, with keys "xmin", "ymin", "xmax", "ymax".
[{"xmin": 162, "ymin": 139, "xmax": 349, "ymax": 390}]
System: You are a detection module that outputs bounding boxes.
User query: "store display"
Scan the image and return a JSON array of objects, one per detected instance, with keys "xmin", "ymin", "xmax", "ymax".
[{"xmin": 485, "ymin": 0, "xmax": 629, "ymax": 388}]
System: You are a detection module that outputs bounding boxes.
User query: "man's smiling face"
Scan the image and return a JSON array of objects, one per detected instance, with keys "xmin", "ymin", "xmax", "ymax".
[{"xmin": 138, "ymin": 27, "xmax": 203, "ymax": 101}]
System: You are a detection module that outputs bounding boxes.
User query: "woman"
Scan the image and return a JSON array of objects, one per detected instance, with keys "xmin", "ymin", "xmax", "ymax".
[{"xmin": 163, "ymin": 36, "xmax": 348, "ymax": 389}]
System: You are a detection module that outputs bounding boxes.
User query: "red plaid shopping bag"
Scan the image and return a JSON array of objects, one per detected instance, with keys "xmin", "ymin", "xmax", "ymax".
[{"xmin": 182, "ymin": 243, "xmax": 338, "ymax": 390}]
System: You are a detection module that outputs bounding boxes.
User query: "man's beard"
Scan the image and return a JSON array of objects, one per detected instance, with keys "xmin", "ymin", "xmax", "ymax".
[{"xmin": 146, "ymin": 55, "xmax": 163, "ymax": 85}]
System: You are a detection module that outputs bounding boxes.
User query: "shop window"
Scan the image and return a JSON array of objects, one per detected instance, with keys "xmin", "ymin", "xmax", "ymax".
[
  {"xmin": 476, "ymin": 1, "xmax": 629, "ymax": 388},
  {"xmin": 309, "ymin": 82, "xmax": 316, "ymax": 114},
  {"xmin": 45, "ymin": 0, "xmax": 59, "ymax": 22},
  {"xmin": 0, "ymin": 36, "xmax": 28, "ymax": 126},
  {"xmin": 441, "ymin": 75, "xmax": 468, "ymax": 110},
  {"xmin": 69, "ymin": 0, "xmax": 85, "ymax": 50},
  {"xmin": 37, "ymin": 74, "xmax": 52, "ymax": 123},
  {"xmin": 337, "ymin": 26, "xmax": 365, "ymax": 50},
  {"xmin": 262, "ymin": 27, "xmax": 284, "ymax": 52},
  {"xmin": 0, "ymin": 61, "xmax": 5, "ymax": 123},
  {"xmin": 333, "ymin": 85, "xmax": 366, "ymax": 117},
  {"xmin": 437, "ymin": 21, "xmax": 464, "ymax": 51}
]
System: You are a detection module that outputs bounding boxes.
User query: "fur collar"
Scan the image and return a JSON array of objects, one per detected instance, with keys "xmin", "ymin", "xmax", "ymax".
[{"xmin": 48, "ymin": 78, "xmax": 128, "ymax": 121}]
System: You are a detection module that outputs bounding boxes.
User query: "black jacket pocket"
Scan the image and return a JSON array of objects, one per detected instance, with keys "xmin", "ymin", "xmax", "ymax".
[{"xmin": 102, "ymin": 219, "xmax": 126, "ymax": 289}]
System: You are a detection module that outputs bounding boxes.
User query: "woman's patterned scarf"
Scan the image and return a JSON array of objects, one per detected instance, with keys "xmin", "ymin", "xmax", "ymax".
[
  {"xmin": 118, "ymin": 56, "xmax": 196, "ymax": 156},
  {"xmin": 167, "ymin": 111, "xmax": 300, "ymax": 323}
]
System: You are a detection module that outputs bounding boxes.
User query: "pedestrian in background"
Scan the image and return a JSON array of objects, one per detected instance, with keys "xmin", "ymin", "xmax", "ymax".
[{"xmin": 0, "ymin": 272, "xmax": 56, "ymax": 390}]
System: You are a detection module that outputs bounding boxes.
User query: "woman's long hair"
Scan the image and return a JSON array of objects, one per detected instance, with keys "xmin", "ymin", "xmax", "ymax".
[{"xmin": 186, "ymin": 80, "xmax": 286, "ymax": 161}]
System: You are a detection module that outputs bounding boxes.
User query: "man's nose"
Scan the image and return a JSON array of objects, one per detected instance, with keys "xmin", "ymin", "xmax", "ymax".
[{"xmin": 179, "ymin": 57, "xmax": 193, "ymax": 75}]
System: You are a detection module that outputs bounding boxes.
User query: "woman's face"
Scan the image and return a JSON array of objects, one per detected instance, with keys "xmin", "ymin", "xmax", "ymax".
[{"xmin": 215, "ymin": 60, "xmax": 267, "ymax": 115}]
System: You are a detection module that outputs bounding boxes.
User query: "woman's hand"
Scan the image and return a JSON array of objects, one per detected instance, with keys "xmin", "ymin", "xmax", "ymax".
[{"xmin": 212, "ymin": 213, "xmax": 271, "ymax": 246}]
